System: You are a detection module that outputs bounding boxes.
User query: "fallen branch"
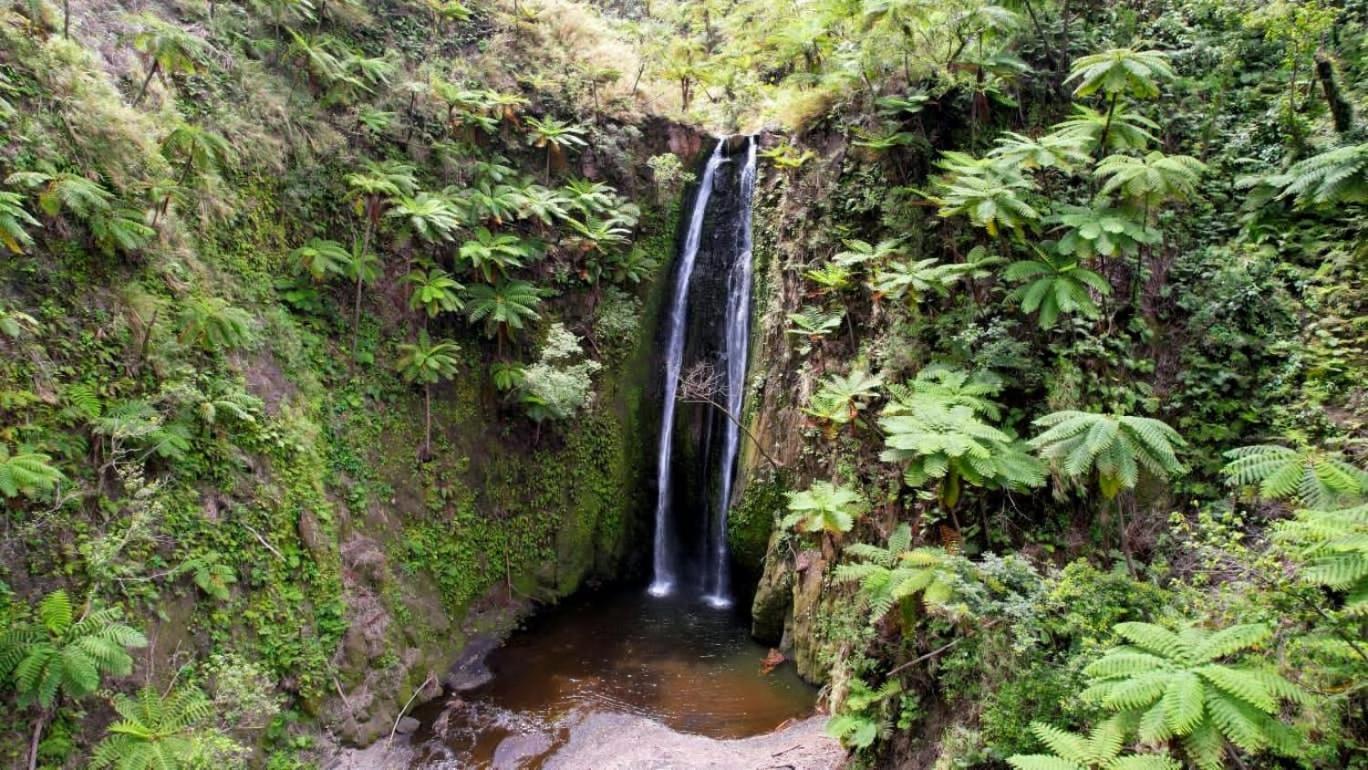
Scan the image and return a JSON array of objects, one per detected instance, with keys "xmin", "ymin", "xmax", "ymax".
[{"xmin": 387, "ymin": 674, "xmax": 436, "ymax": 748}]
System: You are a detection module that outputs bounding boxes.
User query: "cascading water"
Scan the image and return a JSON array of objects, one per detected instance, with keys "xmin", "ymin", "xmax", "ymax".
[
  {"xmin": 648, "ymin": 141, "xmax": 725, "ymax": 597},
  {"xmin": 650, "ymin": 136, "xmax": 759, "ymax": 606},
  {"xmin": 702, "ymin": 137, "xmax": 758, "ymax": 608}
]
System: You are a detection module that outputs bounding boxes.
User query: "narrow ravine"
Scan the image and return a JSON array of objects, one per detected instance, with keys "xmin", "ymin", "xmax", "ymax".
[{"xmin": 347, "ymin": 136, "xmax": 835, "ymax": 770}]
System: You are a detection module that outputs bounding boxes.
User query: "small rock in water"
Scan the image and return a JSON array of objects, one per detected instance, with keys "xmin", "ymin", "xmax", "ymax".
[
  {"xmin": 492, "ymin": 730, "xmax": 554, "ymax": 769},
  {"xmin": 395, "ymin": 716, "xmax": 421, "ymax": 734},
  {"xmin": 760, "ymin": 648, "xmax": 786, "ymax": 674}
]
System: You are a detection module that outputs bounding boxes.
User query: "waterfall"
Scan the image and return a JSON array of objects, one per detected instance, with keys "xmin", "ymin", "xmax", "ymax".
[
  {"xmin": 702, "ymin": 137, "xmax": 757, "ymax": 608},
  {"xmin": 648, "ymin": 141, "xmax": 725, "ymax": 598},
  {"xmin": 649, "ymin": 136, "xmax": 758, "ymax": 606}
]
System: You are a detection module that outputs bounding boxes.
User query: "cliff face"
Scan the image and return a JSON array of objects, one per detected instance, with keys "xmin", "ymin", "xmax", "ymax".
[{"xmin": 727, "ymin": 133, "xmax": 856, "ymax": 682}]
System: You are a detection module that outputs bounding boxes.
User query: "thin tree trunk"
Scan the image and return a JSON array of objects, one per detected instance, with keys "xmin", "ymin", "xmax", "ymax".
[
  {"xmin": 28, "ymin": 709, "xmax": 48, "ymax": 770},
  {"xmin": 351, "ymin": 220, "xmax": 373, "ymax": 361},
  {"xmin": 423, "ymin": 384, "xmax": 432, "ymax": 461},
  {"xmin": 1097, "ymin": 92, "xmax": 1118, "ymax": 161},
  {"xmin": 135, "ymin": 61, "xmax": 160, "ymax": 105},
  {"xmin": 62, "ymin": 0, "xmax": 69, "ymax": 39}
]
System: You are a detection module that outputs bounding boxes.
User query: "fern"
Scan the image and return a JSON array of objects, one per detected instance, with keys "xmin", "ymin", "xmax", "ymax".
[
  {"xmin": 1081, "ymin": 621, "xmax": 1306, "ymax": 769},
  {"xmin": 1274, "ymin": 503, "xmax": 1368, "ymax": 615},
  {"xmin": 90, "ymin": 685, "xmax": 216, "ymax": 770},
  {"xmin": 884, "ymin": 365, "xmax": 1003, "ymax": 421},
  {"xmin": 1262, "ymin": 143, "xmax": 1368, "ymax": 207},
  {"xmin": 782, "ymin": 481, "xmax": 866, "ymax": 535},
  {"xmin": 834, "ymin": 523, "xmax": 957, "ymax": 625},
  {"xmin": 1222, "ymin": 444, "xmax": 1367, "ymax": 508},
  {"xmin": 177, "ymin": 297, "xmax": 254, "ymax": 352},
  {"xmin": 1030, "ymin": 411, "xmax": 1186, "ymax": 499},
  {"xmin": 0, "ymin": 444, "xmax": 64, "ymax": 500},
  {"xmin": 881, "ymin": 400, "xmax": 1044, "ymax": 508},
  {"xmin": 803, "ymin": 368, "xmax": 885, "ymax": 430},
  {"xmin": 0, "ymin": 590, "xmax": 147, "ymax": 708},
  {"xmin": 1007, "ymin": 717, "xmax": 1180, "ymax": 770}
]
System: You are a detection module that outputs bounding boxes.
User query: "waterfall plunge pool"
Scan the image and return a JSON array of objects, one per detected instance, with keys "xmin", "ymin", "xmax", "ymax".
[{"xmin": 406, "ymin": 587, "xmax": 818, "ymax": 768}]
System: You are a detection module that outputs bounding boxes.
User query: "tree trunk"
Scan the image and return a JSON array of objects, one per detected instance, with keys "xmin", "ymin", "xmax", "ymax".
[
  {"xmin": 28, "ymin": 709, "xmax": 48, "ymax": 770},
  {"xmin": 351, "ymin": 220, "xmax": 373, "ymax": 361},
  {"xmin": 62, "ymin": 0, "xmax": 69, "ymax": 39},
  {"xmin": 1096, "ymin": 92, "xmax": 1118, "ymax": 161},
  {"xmin": 423, "ymin": 384, "xmax": 432, "ymax": 461},
  {"xmin": 135, "ymin": 61, "xmax": 160, "ymax": 105},
  {"xmin": 1315, "ymin": 51, "xmax": 1354, "ymax": 133}
]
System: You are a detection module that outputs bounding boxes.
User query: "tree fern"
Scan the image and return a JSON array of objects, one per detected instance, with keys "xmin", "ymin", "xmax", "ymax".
[
  {"xmin": 0, "ymin": 590, "xmax": 147, "ymax": 708},
  {"xmin": 1003, "ymin": 250, "xmax": 1110, "ymax": 329},
  {"xmin": 1081, "ymin": 621, "xmax": 1306, "ymax": 769},
  {"xmin": 1029, "ymin": 411, "xmax": 1186, "ymax": 499},
  {"xmin": 1007, "ymin": 717, "xmax": 1180, "ymax": 770},
  {"xmin": 884, "ymin": 364, "xmax": 1004, "ymax": 421},
  {"xmin": 0, "ymin": 190, "xmax": 38, "ymax": 254},
  {"xmin": 90, "ymin": 684, "xmax": 215, "ymax": 770},
  {"xmin": 782, "ymin": 481, "xmax": 866, "ymax": 535},
  {"xmin": 177, "ymin": 297, "xmax": 254, "ymax": 352},
  {"xmin": 881, "ymin": 401, "xmax": 1044, "ymax": 508},
  {"xmin": 1274, "ymin": 503, "xmax": 1368, "ymax": 615},
  {"xmin": 803, "ymin": 368, "xmax": 885, "ymax": 431},
  {"xmin": 1222, "ymin": 444, "xmax": 1367, "ymax": 509},
  {"xmin": 834, "ymin": 523, "xmax": 956, "ymax": 624},
  {"xmin": 291, "ymin": 238, "xmax": 351, "ymax": 282},
  {"xmin": 1262, "ymin": 142, "xmax": 1368, "ymax": 207},
  {"xmin": 0, "ymin": 444, "xmax": 64, "ymax": 500}
]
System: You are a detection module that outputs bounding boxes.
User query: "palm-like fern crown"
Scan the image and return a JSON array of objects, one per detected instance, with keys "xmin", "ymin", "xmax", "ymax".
[
  {"xmin": 1081, "ymin": 622, "xmax": 1306, "ymax": 770},
  {"xmin": 1053, "ymin": 103, "xmax": 1159, "ymax": 154},
  {"xmin": 1222, "ymin": 444, "xmax": 1367, "ymax": 509},
  {"xmin": 834, "ymin": 523, "xmax": 955, "ymax": 623},
  {"xmin": 291, "ymin": 237, "xmax": 350, "ymax": 282},
  {"xmin": 931, "ymin": 155, "xmax": 1041, "ymax": 237},
  {"xmin": 0, "ymin": 444, "xmax": 64, "ymax": 499},
  {"xmin": 885, "ymin": 365, "xmax": 1004, "ymax": 421},
  {"xmin": 990, "ymin": 131, "xmax": 1092, "ymax": 174},
  {"xmin": 394, "ymin": 330, "xmax": 460, "ymax": 385},
  {"xmin": 1274, "ymin": 503, "xmax": 1368, "ymax": 615},
  {"xmin": 464, "ymin": 280, "xmax": 543, "ymax": 336},
  {"xmin": 1008, "ymin": 717, "xmax": 1180, "ymax": 770},
  {"xmin": 0, "ymin": 590, "xmax": 148, "ymax": 708},
  {"xmin": 177, "ymin": 297, "xmax": 254, "ymax": 352},
  {"xmin": 881, "ymin": 402, "xmax": 1011, "ymax": 483},
  {"xmin": 1095, "ymin": 152, "xmax": 1207, "ymax": 209},
  {"xmin": 1264, "ymin": 143, "xmax": 1368, "ymax": 207},
  {"xmin": 1029, "ymin": 411, "xmax": 1186, "ymax": 499},
  {"xmin": 869, "ymin": 258, "xmax": 962, "ymax": 302},
  {"xmin": 0, "ymin": 190, "xmax": 39, "ymax": 254},
  {"xmin": 90, "ymin": 685, "xmax": 213, "ymax": 770},
  {"xmin": 1003, "ymin": 250, "xmax": 1111, "ymax": 329},
  {"xmin": 782, "ymin": 481, "xmax": 866, "ymax": 535},
  {"xmin": 1050, "ymin": 205, "xmax": 1160, "ymax": 260},
  {"xmin": 1067, "ymin": 48, "xmax": 1174, "ymax": 99},
  {"xmin": 804, "ymin": 369, "xmax": 885, "ymax": 426},
  {"xmin": 404, "ymin": 267, "xmax": 465, "ymax": 317}
]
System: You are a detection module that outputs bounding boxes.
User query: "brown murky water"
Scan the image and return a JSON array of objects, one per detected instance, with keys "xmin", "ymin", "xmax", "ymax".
[{"xmin": 408, "ymin": 589, "xmax": 817, "ymax": 768}]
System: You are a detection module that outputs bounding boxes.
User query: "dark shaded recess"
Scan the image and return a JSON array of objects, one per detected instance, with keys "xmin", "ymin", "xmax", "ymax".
[{"xmin": 648, "ymin": 138, "xmax": 752, "ymax": 593}]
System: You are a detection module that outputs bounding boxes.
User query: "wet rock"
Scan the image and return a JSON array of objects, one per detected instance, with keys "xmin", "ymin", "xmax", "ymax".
[
  {"xmin": 298, "ymin": 510, "xmax": 326, "ymax": 554},
  {"xmin": 542, "ymin": 712, "xmax": 842, "ymax": 769},
  {"xmin": 492, "ymin": 730, "xmax": 554, "ymax": 769},
  {"xmin": 443, "ymin": 634, "xmax": 500, "ymax": 692},
  {"xmin": 394, "ymin": 716, "xmax": 420, "ymax": 735},
  {"xmin": 751, "ymin": 531, "xmax": 793, "ymax": 644}
]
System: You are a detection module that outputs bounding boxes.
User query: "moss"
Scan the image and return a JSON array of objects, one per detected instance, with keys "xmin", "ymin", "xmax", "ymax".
[{"xmin": 728, "ymin": 470, "xmax": 787, "ymax": 573}]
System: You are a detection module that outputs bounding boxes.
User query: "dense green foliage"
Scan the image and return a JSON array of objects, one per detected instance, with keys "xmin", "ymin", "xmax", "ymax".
[{"xmin": 1, "ymin": 0, "xmax": 1366, "ymax": 768}]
